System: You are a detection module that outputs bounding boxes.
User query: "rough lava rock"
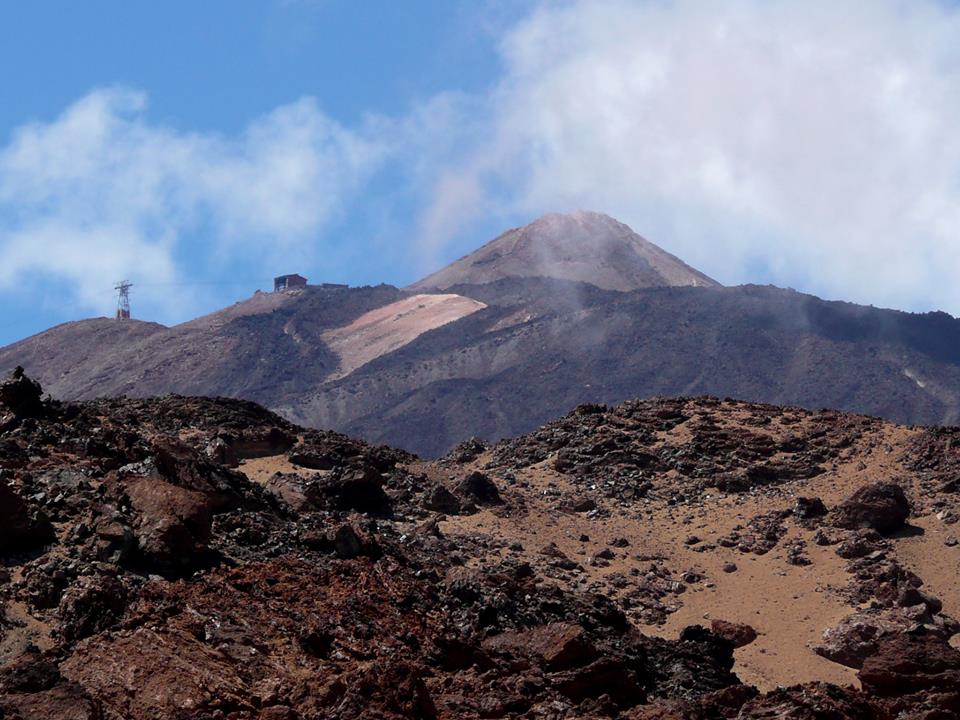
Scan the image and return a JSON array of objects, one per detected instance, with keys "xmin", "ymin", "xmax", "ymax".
[
  {"xmin": 814, "ymin": 607, "xmax": 959, "ymax": 670},
  {"xmin": 859, "ymin": 630, "xmax": 960, "ymax": 698},
  {"xmin": 710, "ymin": 619, "xmax": 758, "ymax": 648},
  {"xmin": 455, "ymin": 471, "xmax": 502, "ymax": 506},
  {"xmin": 0, "ymin": 366, "xmax": 44, "ymax": 419},
  {"xmin": 2, "ymin": 372, "xmax": 960, "ymax": 719},
  {"xmin": 0, "ymin": 481, "xmax": 55, "ymax": 553},
  {"xmin": 832, "ymin": 482, "xmax": 911, "ymax": 535}
]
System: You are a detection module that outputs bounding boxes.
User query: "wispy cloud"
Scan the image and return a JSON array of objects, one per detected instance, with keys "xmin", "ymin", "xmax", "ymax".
[
  {"xmin": 0, "ymin": 88, "xmax": 387, "ymax": 317},
  {"xmin": 4, "ymin": 1, "xmax": 960, "ymax": 323},
  {"xmin": 422, "ymin": 0, "xmax": 960, "ymax": 314}
]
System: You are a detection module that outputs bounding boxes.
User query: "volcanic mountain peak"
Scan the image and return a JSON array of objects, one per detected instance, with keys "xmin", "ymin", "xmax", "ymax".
[{"xmin": 410, "ymin": 210, "xmax": 719, "ymax": 292}]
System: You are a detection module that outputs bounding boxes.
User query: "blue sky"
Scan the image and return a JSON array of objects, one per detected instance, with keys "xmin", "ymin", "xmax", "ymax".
[
  {"xmin": 0, "ymin": 2, "xmax": 515, "ymax": 132},
  {"xmin": 0, "ymin": 1, "xmax": 532, "ymax": 344},
  {"xmin": 2, "ymin": 0, "xmax": 960, "ymax": 346}
]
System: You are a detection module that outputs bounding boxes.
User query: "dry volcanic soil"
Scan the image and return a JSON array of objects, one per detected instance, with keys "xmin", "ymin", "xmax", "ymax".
[{"xmin": 1, "ymin": 367, "xmax": 959, "ymax": 719}]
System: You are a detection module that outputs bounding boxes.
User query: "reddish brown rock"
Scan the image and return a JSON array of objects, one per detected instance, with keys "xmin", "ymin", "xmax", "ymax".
[
  {"xmin": 859, "ymin": 631, "xmax": 960, "ymax": 697},
  {"xmin": 710, "ymin": 619, "xmax": 758, "ymax": 648},
  {"xmin": 125, "ymin": 475, "xmax": 212, "ymax": 575},
  {"xmin": 264, "ymin": 473, "xmax": 312, "ymax": 512},
  {"xmin": 482, "ymin": 622, "xmax": 598, "ymax": 671},
  {"xmin": 60, "ymin": 627, "xmax": 249, "ymax": 718},
  {"xmin": 816, "ymin": 608, "xmax": 959, "ymax": 670},
  {"xmin": 0, "ymin": 684, "xmax": 100, "ymax": 720},
  {"xmin": 832, "ymin": 482, "xmax": 910, "ymax": 535},
  {"xmin": 552, "ymin": 656, "xmax": 645, "ymax": 706}
]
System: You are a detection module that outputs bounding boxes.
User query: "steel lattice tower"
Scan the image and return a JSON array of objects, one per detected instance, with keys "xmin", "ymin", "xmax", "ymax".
[{"xmin": 114, "ymin": 281, "xmax": 132, "ymax": 320}]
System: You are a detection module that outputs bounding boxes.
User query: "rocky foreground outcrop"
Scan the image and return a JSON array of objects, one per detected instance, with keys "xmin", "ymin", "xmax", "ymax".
[{"xmin": 1, "ymin": 371, "xmax": 959, "ymax": 718}]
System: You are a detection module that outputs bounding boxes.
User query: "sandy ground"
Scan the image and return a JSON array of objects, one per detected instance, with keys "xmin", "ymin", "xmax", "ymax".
[
  {"xmin": 440, "ymin": 463, "xmax": 859, "ymax": 691},
  {"xmin": 897, "ymin": 515, "xmax": 960, "ymax": 620},
  {"xmin": 322, "ymin": 294, "xmax": 486, "ymax": 379},
  {"xmin": 435, "ymin": 415, "xmax": 955, "ymax": 691},
  {"xmin": 240, "ymin": 455, "xmax": 329, "ymax": 485},
  {"xmin": 241, "ymin": 407, "xmax": 959, "ymax": 692},
  {"xmin": 1, "ymin": 566, "xmax": 54, "ymax": 665}
]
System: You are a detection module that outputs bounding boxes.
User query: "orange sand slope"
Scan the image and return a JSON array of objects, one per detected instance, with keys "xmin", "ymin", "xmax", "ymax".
[{"xmin": 322, "ymin": 293, "xmax": 486, "ymax": 379}]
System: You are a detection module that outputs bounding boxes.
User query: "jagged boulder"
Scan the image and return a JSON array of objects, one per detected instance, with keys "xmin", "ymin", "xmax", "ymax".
[
  {"xmin": 710, "ymin": 619, "xmax": 757, "ymax": 648},
  {"xmin": 835, "ymin": 529, "xmax": 884, "ymax": 559},
  {"xmin": 57, "ymin": 574, "xmax": 128, "ymax": 642},
  {"xmin": 265, "ymin": 474, "xmax": 313, "ymax": 513},
  {"xmin": 817, "ymin": 612, "xmax": 895, "ymax": 669},
  {"xmin": 124, "ymin": 474, "xmax": 214, "ymax": 575},
  {"xmin": 832, "ymin": 482, "xmax": 910, "ymax": 535},
  {"xmin": 306, "ymin": 464, "xmax": 392, "ymax": 516},
  {"xmin": 423, "ymin": 484, "xmax": 462, "ymax": 514},
  {"xmin": 0, "ymin": 366, "xmax": 44, "ymax": 419},
  {"xmin": 455, "ymin": 471, "xmax": 502, "ymax": 506},
  {"xmin": 482, "ymin": 623, "xmax": 598, "ymax": 671},
  {"xmin": 288, "ymin": 450, "xmax": 335, "ymax": 471},
  {"xmin": 302, "ymin": 523, "xmax": 381, "ymax": 560},
  {"xmin": 203, "ymin": 437, "xmax": 239, "ymax": 468},
  {"xmin": 446, "ymin": 436, "xmax": 488, "ymax": 464},
  {"xmin": 0, "ymin": 482, "xmax": 55, "ymax": 553},
  {"xmin": 859, "ymin": 631, "xmax": 960, "ymax": 697},
  {"xmin": 0, "ymin": 649, "xmax": 100, "ymax": 720},
  {"xmin": 793, "ymin": 496, "xmax": 828, "ymax": 527},
  {"xmin": 817, "ymin": 608, "xmax": 959, "ymax": 670}
]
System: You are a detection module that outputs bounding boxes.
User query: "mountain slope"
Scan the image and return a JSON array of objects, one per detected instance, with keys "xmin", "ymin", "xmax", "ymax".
[
  {"xmin": 2, "ymin": 213, "xmax": 960, "ymax": 456},
  {"xmin": 410, "ymin": 211, "xmax": 718, "ymax": 292},
  {"xmin": 292, "ymin": 281, "xmax": 960, "ymax": 455}
]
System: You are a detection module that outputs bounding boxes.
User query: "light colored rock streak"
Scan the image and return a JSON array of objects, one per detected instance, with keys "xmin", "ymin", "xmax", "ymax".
[{"xmin": 322, "ymin": 293, "xmax": 486, "ymax": 379}]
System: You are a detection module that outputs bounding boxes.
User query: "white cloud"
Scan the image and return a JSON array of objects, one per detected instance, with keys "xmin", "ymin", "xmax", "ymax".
[
  {"xmin": 5, "ymin": 2, "xmax": 960, "ymax": 321},
  {"xmin": 0, "ymin": 88, "xmax": 386, "ymax": 316},
  {"xmin": 423, "ymin": 0, "xmax": 960, "ymax": 314}
]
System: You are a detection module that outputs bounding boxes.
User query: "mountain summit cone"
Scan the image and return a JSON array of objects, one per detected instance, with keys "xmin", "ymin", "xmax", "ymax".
[{"xmin": 410, "ymin": 210, "xmax": 719, "ymax": 292}]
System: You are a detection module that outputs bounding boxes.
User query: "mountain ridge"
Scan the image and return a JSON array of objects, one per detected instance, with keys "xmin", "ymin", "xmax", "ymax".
[{"xmin": 3, "ymin": 213, "xmax": 960, "ymax": 456}]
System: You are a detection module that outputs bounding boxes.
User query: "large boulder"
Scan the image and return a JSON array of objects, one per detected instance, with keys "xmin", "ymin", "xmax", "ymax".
[
  {"xmin": 793, "ymin": 496, "xmax": 828, "ymax": 527},
  {"xmin": 265, "ymin": 474, "xmax": 313, "ymax": 513},
  {"xmin": 710, "ymin": 619, "xmax": 757, "ymax": 649},
  {"xmin": 423, "ymin": 484, "xmax": 462, "ymax": 514},
  {"xmin": 0, "ymin": 482, "xmax": 55, "ymax": 553},
  {"xmin": 0, "ymin": 685, "xmax": 101, "ymax": 720},
  {"xmin": 57, "ymin": 574, "xmax": 128, "ymax": 642},
  {"xmin": 305, "ymin": 464, "xmax": 392, "ymax": 517},
  {"xmin": 733, "ymin": 682, "xmax": 877, "ymax": 719},
  {"xmin": 859, "ymin": 631, "xmax": 960, "ymax": 697},
  {"xmin": 60, "ymin": 627, "xmax": 249, "ymax": 718},
  {"xmin": 816, "ymin": 611, "xmax": 898, "ymax": 669},
  {"xmin": 831, "ymin": 482, "xmax": 910, "ymax": 534},
  {"xmin": 0, "ymin": 366, "xmax": 44, "ymax": 419},
  {"xmin": 455, "ymin": 471, "xmax": 502, "ymax": 506},
  {"xmin": 124, "ymin": 475, "xmax": 213, "ymax": 575},
  {"xmin": 482, "ymin": 623, "xmax": 598, "ymax": 671},
  {"xmin": 817, "ymin": 608, "xmax": 958, "ymax": 670}
]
